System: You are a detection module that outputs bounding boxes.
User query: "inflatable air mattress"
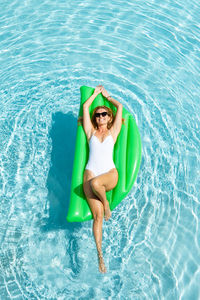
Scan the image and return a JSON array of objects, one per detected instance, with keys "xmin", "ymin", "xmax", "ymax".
[{"xmin": 66, "ymin": 85, "xmax": 142, "ymax": 222}]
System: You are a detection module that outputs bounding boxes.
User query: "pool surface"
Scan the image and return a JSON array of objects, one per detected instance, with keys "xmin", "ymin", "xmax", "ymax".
[{"xmin": 0, "ymin": 0, "xmax": 200, "ymax": 299}]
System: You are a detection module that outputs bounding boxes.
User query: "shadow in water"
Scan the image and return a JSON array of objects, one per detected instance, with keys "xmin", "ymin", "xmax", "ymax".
[{"xmin": 40, "ymin": 112, "xmax": 82, "ymax": 275}]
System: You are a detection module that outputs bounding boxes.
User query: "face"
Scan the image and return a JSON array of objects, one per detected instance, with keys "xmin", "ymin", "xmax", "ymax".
[{"xmin": 95, "ymin": 108, "xmax": 111, "ymax": 126}]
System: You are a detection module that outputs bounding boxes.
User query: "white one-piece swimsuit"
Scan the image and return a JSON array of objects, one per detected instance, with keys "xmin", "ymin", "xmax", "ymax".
[{"xmin": 85, "ymin": 130, "xmax": 116, "ymax": 177}]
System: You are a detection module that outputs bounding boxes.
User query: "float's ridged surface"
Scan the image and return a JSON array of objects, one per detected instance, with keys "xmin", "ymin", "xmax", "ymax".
[{"xmin": 67, "ymin": 85, "xmax": 142, "ymax": 222}]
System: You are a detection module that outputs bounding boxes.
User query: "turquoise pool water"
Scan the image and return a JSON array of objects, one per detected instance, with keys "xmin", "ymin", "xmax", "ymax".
[{"xmin": 0, "ymin": 0, "xmax": 200, "ymax": 299}]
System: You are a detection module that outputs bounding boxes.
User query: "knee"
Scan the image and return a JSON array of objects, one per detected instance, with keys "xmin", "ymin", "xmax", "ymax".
[
  {"xmin": 90, "ymin": 178, "xmax": 100, "ymax": 192},
  {"xmin": 93, "ymin": 210, "xmax": 104, "ymax": 222}
]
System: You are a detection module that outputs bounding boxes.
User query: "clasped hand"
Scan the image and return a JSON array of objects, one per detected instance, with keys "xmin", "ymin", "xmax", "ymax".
[{"xmin": 94, "ymin": 85, "xmax": 110, "ymax": 98}]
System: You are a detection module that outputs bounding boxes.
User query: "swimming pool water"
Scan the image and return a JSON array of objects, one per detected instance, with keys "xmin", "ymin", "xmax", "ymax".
[{"xmin": 0, "ymin": 0, "xmax": 200, "ymax": 299}]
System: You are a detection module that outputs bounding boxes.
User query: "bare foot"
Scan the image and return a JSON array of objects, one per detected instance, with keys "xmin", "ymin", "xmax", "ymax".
[
  {"xmin": 104, "ymin": 201, "xmax": 111, "ymax": 221},
  {"xmin": 98, "ymin": 253, "xmax": 107, "ymax": 273}
]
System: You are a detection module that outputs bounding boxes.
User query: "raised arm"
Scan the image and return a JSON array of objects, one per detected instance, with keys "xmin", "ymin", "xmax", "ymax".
[
  {"xmin": 82, "ymin": 85, "xmax": 103, "ymax": 138},
  {"xmin": 101, "ymin": 87, "xmax": 123, "ymax": 138}
]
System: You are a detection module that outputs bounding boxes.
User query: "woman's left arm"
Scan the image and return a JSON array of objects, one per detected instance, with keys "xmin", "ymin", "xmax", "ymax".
[
  {"xmin": 102, "ymin": 87, "xmax": 123, "ymax": 135},
  {"xmin": 108, "ymin": 96, "xmax": 123, "ymax": 134}
]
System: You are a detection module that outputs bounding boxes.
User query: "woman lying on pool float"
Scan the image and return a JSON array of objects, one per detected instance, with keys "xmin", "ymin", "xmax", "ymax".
[{"xmin": 82, "ymin": 85, "xmax": 123, "ymax": 273}]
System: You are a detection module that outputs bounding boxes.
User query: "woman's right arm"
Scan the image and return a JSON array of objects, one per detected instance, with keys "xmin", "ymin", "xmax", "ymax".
[{"xmin": 82, "ymin": 85, "xmax": 103, "ymax": 137}]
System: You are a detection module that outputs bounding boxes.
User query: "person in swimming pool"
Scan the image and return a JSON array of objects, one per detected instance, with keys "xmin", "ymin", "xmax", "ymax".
[{"xmin": 82, "ymin": 84, "xmax": 123, "ymax": 273}]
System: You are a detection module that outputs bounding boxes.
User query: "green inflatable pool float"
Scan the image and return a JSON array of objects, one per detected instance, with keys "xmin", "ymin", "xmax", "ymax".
[{"xmin": 66, "ymin": 85, "xmax": 142, "ymax": 222}]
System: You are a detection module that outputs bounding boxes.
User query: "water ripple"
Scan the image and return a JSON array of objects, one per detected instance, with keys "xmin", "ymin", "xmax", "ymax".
[{"xmin": 0, "ymin": 0, "xmax": 200, "ymax": 299}]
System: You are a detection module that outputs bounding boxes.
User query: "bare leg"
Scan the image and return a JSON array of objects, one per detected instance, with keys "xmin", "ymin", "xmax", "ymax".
[
  {"xmin": 83, "ymin": 169, "xmax": 118, "ymax": 271},
  {"xmin": 93, "ymin": 215, "xmax": 106, "ymax": 273},
  {"xmin": 90, "ymin": 180, "xmax": 111, "ymax": 221},
  {"xmin": 83, "ymin": 170, "xmax": 107, "ymax": 273},
  {"xmin": 90, "ymin": 169, "xmax": 118, "ymax": 221}
]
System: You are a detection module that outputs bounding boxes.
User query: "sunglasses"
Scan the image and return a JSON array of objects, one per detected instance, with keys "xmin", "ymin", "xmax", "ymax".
[{"xmin": 95, "ymin": 111, "xmax": 108, "ymax": 118}]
